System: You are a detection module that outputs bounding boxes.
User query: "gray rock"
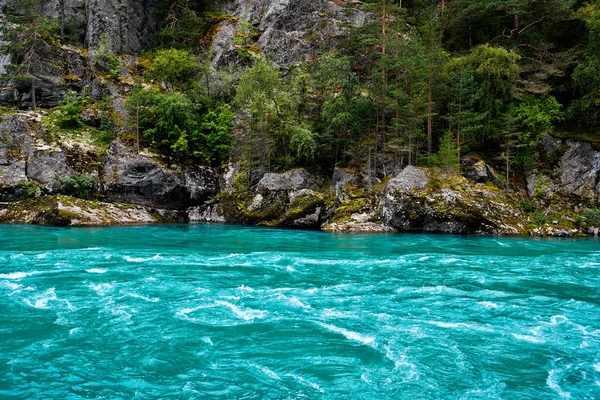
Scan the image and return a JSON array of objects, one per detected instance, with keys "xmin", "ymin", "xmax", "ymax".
[
  {"xmin": 385, "ymin": 166, "xmax": 430, "ymax": 192},
  {"xmin": 214, "ymin": 0, "xmax": 370, "ymax": 67},
  {"xmin": 257, "ymin": 168, "xmax": 317, "ymax": 192},
  {"xmin": 462, "ymin": 158, "xmax": 488, "ymax": 183},
  {"xmin": 187, "ymin": 204, "xmax": 226, "ymax": 223},
  {"xmin": 185, "ymin": 166, "xmax": 219, "ymax": 203},
  {"xmin": 222, "ymin": 162, "xmax": 242, "ymax": 193},
  {"xmin": 27, "ymin": 150, "xmax": 73, "ymax": 192},
  {"xmin": 84, "ymin": 0, "xmax": 159, "ymax": 55},
  {"xmin": 0, "ymin": 116, "xmax": 34, "ymax": 186},
  {"xmin": 558, "ymin": 141, "xmax": 600, "ymax": 198},
  {"xmin": 381, "ymin": 170, "xmax": 527, "ymax": 235},
  {"xmin": 330, "ymin": 167, "xmax": 356, "ymax": 201},
  {"xmin": 102, "ymin": 140, "xmax": 187, "ymax": 209}
]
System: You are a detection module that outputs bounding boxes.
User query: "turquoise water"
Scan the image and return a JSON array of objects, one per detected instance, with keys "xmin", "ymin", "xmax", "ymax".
[{"xmin": 0, "ymin": 225, "xmax": 599, "ymax": 399}]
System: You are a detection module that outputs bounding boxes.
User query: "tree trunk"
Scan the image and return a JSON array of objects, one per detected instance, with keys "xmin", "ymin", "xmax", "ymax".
[{"xmin": 31, "ymin": 78, "xmax": 36, "ymax": 110}]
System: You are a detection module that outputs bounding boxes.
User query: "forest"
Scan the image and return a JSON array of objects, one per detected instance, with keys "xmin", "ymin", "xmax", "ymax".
[{"xmin": 1, "ymin": 0, "xmax": 599, "ymax": 184}]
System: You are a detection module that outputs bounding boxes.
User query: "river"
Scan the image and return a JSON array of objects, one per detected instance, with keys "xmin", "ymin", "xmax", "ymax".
[{"xmin": 0, "ymin": 224, "xmax": 599, "ymax": 399}]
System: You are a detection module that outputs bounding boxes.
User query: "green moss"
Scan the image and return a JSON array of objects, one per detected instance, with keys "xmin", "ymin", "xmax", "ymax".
[
  {"xmin": 331, "ymin": 197, "xmax": 369, "ymax": 223},
  {"xmin": 284, "ymin": 193, "xmax": 324, "ymax": 222}
]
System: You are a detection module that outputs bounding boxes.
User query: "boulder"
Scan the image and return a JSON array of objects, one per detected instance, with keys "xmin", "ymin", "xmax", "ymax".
[
  {"xmin": 27, "ymin": 150, "xmax": 73, "ymax": 192},
  {"xmin": 0, "ymin": 116, "xmax": 34, "ymax": 186},
  {"xmin": 558, "ymin": 141, "xmax": 600, "ymax": 198},
  {"xmin": 257, "ymin": 168, "xmax": 317, "ymax": 192},
  {"xmin": 381, "ymin": 167, "xmax": 528, "ymax": 235},
  {"xmin": 101, "ymin": 140, "xmax": 188, "ymax": 209},
  {"xmin": 184, "ymin": 166, "xmax": 219, "ymax": 203},
  {"xmin": 187, "ymin": 204, "xmax": 226, "ymax": 223},
  {"xmin": 330, "ymin": 167, "xmax": 356, "ymax": 201}
]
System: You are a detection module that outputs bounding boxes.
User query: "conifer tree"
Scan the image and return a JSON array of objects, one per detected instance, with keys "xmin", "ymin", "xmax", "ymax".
[{"xmin": 0, "ymin": 0, "xmax": 59, "ymax": 109}]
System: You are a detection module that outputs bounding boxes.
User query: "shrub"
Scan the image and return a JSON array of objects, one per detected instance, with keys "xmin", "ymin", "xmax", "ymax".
[
  {"xmin": 57, "ymin": 92, "xmax": 84, "ymax": 129},
  {"xmin": 145, "ymin": 48, "xmax": 200, "ymax": 92},
  {"xmin": 60, "ymin": 174, "xmax": 94, "ymax": 200},
  {"xmin": 584, "ymin": 208, "xmax": 600, "ymax": 227},
  {"xmin": 93, "ymin": 34, "xmax": 121, "ymax": 80}
]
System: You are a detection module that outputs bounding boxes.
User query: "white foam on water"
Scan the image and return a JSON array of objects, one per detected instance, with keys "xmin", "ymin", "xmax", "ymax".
[
  {"xmin": 286, "ymin": 266, "xmax": 296, "ymax": 272},
  {"xmin": 319, "ymin": 323, "xmax": 375, "ymax": 346},
  {"xmin": 418, "ymin": 256, "xmax": 431, "ymax": 261},
  {"xmin": 513, "ymin": 333, "xmax": 545, "ymax": 344},
  {"xmin": 237, "ymin": 285, "xmax": 255, "ymax": 292},
  {"xmin": 384, "ymin": 345, "xmax": 419, "ymax": 377},
  {"xmin": 426, "ymin": 321, "xmax": 493, "ymax": 332},
  {"xmin": 128, "ymin": 293, "xmax": 159, "ymax": 302},
  {"xmin": 36, "ymin": 253, "xmax": 48, "ymax": 259},
  {"xmin": 546, "ymin": 369, "xmax": 572, "ymax": 399},
  {"xmin": 286, "ymin": 373, "xmax": 324, "ymax": 393},
  {"xmin": 0, "ymin": 271, "xmax": 39, "ymax": 279},
  {"xmin": 441, "ymin": 257, "xmax": 464, "ymax": 264},
  {"xmin": 549, "ymin": 315, "xmax": 569, "ymax": 325},
  {"xmin": 215, "ymin": 301, "xmax": 267, "ymax": 321},
  {"xmin": 277, "ymin": 294, "xmax": 310, "ymax": 309},
  {"xmin": 361, "ymin": 373, "xmax": 372, "ymax": 384},
  {"xmin": 82, "ymin": 247, "xmax": 101, "ymax": 251},
  {"xmin": 86, "ymin": 268, "xmax": 107, "ymax": 274},
  {"xmin": 1, "ymin": 281, "xmax": 23, "ymax": 292},
  {"xmin": 124, "ymin": 254, "xmax": 162, "ymax": 263},
  {"xmin": 201, "ymin": 337, "xmax": 213, "ymax": 346},
  {"xmin": 90, "ymin": 283, "xmax": 114, "ymax": 296},
  {"xmin": 69, "ymin": 328, "xmax": 80, "ymax": 335},
  {"xmin": 175, "ymin": 305, "xmax": 213, "ymax": 319},
  {"xmin": 24, "ymin": 288, "xmax": 57, "ymax": 309},
  {"xmin": 321, "ymin": 309, "xmax": 356, "ymax": 319},
  {"xmin": 477, "ymin": 301, "xmax": 499, "ymax": 309},
  {"xmin": 250, "ymin": 363, "xmax": 280, "ymax": 380},
  {"xmin": 593, "ymin": 363, "xmax": 600, "ymax": 373},
  {"xmin": 10, "ymin": 253, "xmax": 24, "ymax": 259}
]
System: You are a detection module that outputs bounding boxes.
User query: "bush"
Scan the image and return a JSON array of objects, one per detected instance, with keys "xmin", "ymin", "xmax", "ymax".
[
  {"xmin": 93, "ymin": 34, "xmax": 121, "ymax": 80},
  {"xmin": 60, "ymin": 174, "xmax": 94, "ymax": 199},
  {"xmin": 145, "ymin": 48, "xmax": 200, "ymax": 92},
  {"xmin": 584, "ymin": 208, "xmax": 600, "ymax": 227},
  {"xmin": 57, "ymin": 92, "xmax": 84, "ymax": 129}
]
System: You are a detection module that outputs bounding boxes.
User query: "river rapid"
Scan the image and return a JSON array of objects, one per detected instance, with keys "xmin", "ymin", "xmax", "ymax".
[{"xmin": 0, "ymin": 224, "xmax": 599, "ymax": 399}]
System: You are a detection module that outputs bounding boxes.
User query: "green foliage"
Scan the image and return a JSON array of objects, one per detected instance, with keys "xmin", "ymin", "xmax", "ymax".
[
  {"xmin": 0, "ymin": 0, "xmax": 60, "ymax": 109},
  {"xmin": 56, "ymin": 92, "xmax": 84, "ymax": 129},
  {"xmin": 430, "ymin": 131, "xmax": 460, "ymax": 176},
  {"xmin": 233, "ymin": 21, "xmax": 260, "ymax": 59},
  {"xmin": 125, "ymin": 85, "xmax": 234, "ymax": 165},
  {"xmin": 156, "ymin": 0, "xmax": 219, "ymax": 48},
  {"xmin": 145, "ymin": 48, "xmax": 201, "ymax": 92},
  {"xmin": 507, "ymin": 95, "xmax": 562, "ymax": 168},
  {"xmin": 235, "ymin": 58, "xmax": 317, "ymax": 169},
  {"xmin": 583, "ymin": 209, "xmax": 600, "ymax": 227},
  {"xmin": 92, "ymin": 34, "xmax": 121, "ymax": 80},
  {"xmin": 60, "ymin": 174, "xmax": 94, "ymax": 200}
]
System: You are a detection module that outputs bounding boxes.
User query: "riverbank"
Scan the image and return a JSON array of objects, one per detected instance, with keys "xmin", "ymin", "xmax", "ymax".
[{"xmin": 1, "ymin": 113, "xmax": 599, "ymax": 237}]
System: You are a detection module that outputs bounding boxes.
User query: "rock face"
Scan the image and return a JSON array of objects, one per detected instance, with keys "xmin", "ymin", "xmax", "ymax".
[
  {"xmin": 527, "ymin": 135, "xmax": 600, "ymax": 201},
  {"xmin": 102, "ymin": 140, "xmax": 219, "ymax": 209},
  {"xmin": 0, "ymin": 195, "xmax": 179, "ymax": 226},
  {"xmin": 213, "ymin": 0, "xmax": 370, "ymax": 67},
  {"xmin": 381, "ymin": 166, "xmax": 528, "ymax": 235},
  {"xmin": 0, "ymin": 116, "xmax": 33, "ymax": 187}
]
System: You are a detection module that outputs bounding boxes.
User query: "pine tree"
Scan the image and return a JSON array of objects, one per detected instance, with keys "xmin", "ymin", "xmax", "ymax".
[{"xmin": 0, "ymin": 0, "xmax": 59, "ymax": 109}]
